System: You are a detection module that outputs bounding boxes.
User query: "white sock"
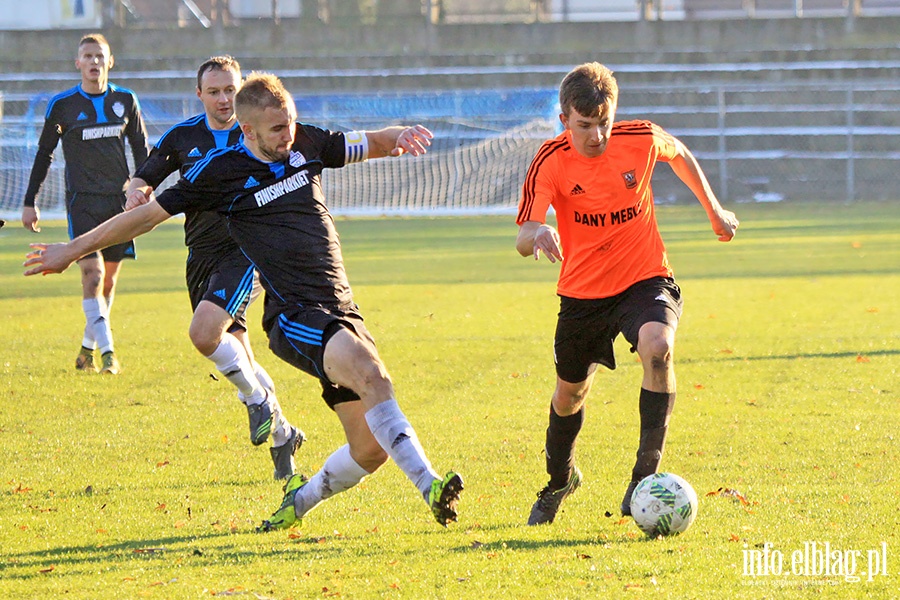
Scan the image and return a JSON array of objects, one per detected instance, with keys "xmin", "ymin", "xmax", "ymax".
[
  {"xmin": 365, "ymin": 399, "xmax": 440, "ymax": 501},
  {"xmin": 293, "ymin": 445, "xmax": 369, "ymax": 519},
  {"xmin": 268, "ymin": 392, "xmax": 291, "ymax": 446},
  {"xmin": 81, "ymin": 324, "xmax": 95, "ymax": 350},
  {"xmin": 206, "ymin": 334, "xmax": 264, "ymax": 404},
  {"xmin": 83, "ymin": 298, "xmax": 113, "ymax": 355},
  {"xmin": 254, "ymin": 361, "xmax": 276, "ymax": 393}
]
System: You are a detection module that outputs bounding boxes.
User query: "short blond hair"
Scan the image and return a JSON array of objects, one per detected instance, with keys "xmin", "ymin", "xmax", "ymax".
[
  {"xmin": 235, "ymin": 72, "xmax": 293, "ymax": 121},
  {"xmin": 559, "ymin": 62, "xmax": 619, "ymax": 118},
  {"xmin": 78, "ymin": 33, "xmax": 110, "ymax": 52}
]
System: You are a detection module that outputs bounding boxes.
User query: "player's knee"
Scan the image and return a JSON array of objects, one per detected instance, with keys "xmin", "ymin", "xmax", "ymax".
[
  {"xmin": 355, "ymin": 358, "xmax": 393, "ymax": 398},
  {"xmin": 640, "ymin": 331, "xmax": 674, "ymax": 371},
  {"xmin": 189, "ymin": 320, "xmax": 222, "ymax": 356},
  {"xmin": 553, "ymin": 384, "xmax": 590, "ymax": 414}
]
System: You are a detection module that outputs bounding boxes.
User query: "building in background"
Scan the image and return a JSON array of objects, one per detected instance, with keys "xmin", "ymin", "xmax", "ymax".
[{"xmin": 0, "ymin": 0, "xmax": 101, "ymax": 29}]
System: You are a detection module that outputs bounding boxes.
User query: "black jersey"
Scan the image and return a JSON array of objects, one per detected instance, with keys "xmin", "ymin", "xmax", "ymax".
[
  {"xmin": 134, "ymin": 113, "xmax": 242, "ymax": 256},
  {"xmin": 157, "ymin": 122, "xmax": 365, "ymax": 310},
  {"xmin": 24, "ymin": 83, "xmax": 148, "ymax": 207}
]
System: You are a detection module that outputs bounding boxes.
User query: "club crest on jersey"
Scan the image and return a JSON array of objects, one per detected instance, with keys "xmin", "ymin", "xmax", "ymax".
[
  {"xmin": 289, "ymin": 151, "xmax": 306, "ymax": 168},
  {"xmin": 112, "ymin": 101, "xmax": 125, "ymax": 118},
  {"xmin": 621, "ymin": 170, "xmax": 637, "ymax": 189}
]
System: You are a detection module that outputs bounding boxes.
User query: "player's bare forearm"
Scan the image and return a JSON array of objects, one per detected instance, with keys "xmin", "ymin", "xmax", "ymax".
[
  {"xmin": 23, "ymin": 201, "xmax": 170, "ymax": 276},
  {"xmin": 366, "ymin": 125, "xmax": 433, "ymax": 158},
  {"xmin": 517, "ymin": 221, "xmax": 563, "ymax": 263},
  {"xmin": 668, "ymin": 142, "xmax": 738, "ymax": 241}
]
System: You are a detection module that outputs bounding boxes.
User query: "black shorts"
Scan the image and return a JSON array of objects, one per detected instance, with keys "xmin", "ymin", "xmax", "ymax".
[
  {"xmin": 265, "ymin": 302, "xmax": 369, "ymax": 410},
  {"xmin": 554, "ymin": 276, "xmax": 683, "ymax": 383},
  {"xmin": 68, "ymin": 192, "xmax": 135, "ymax": 262},
  {"xmin": 185, "ymin": 250, "xmax": 259, "ymax": 332}
]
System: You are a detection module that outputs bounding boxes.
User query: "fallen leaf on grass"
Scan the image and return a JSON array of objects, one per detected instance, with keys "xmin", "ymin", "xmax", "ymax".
[
  {"xmin": 866, "ymin": 307, "xmax": 879, "ymax": 313},
  {"xmin": 14, "ymin": 484, "xmax": 32, "ymax": 493},
  {"xmin": 132, "ymin": 548, "xmax": 166, "ymax": 554},
  {"xmin": 693, "ymin": 384, "xmax": 705, "ymax": 390},
  {"xmin": 729, "ymin": 534, "xmax": 741, "ymax": 542},
  {"xmin": 706, "ymin": 487, "xmax": 749, "ymax": 505},
  {"xmin": 39, "ymin": 566, "xmax": 55, "ymax": 573},
  {"xmin": 470, "ymin": 541, "xmax": 484, "ymax": 549},
  {"xmin": 155, "ymin": 503, "xmax": 167, "ymax": 511},
  {"xmin": 156, "ymin": 460, "xmax": 169, "ymax": 468}
]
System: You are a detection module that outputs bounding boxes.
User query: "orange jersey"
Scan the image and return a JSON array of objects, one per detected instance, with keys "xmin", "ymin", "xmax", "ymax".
[{"xmin": 517, "ymin": 120, "xmax": 678, "ymax": 299}]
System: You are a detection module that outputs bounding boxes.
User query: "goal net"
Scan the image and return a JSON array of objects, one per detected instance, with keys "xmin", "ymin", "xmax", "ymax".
[{"xmin": 0, "ymin": 88, "xmax": 558, "ymax": 217}]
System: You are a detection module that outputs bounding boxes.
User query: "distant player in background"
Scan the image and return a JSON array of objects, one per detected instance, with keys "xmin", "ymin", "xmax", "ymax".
[
  {"xmin": 516, "ymin": 62, "xmax": 739, "ymax": 525},
  {"xmin": 21, "ymin": 33, "xmax": 148, "ymax": 375},
  {"xmin": 25, "ymin": 72, "xmax": 464, "ymax": 529},
  {"xmin": 124, "ymin": 56, "xmax": 304, "ymax": 480}
]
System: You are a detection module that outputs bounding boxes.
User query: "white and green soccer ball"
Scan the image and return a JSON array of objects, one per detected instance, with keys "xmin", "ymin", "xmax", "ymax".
[{"xmin": 630, "ymin": 472, "xmax": 698, "ymax": 536}]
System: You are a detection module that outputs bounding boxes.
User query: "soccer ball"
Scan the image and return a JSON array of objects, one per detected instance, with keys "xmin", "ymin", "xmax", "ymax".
[{"xmin": 630, "ymin": 472, "xmax": 698, "ymax": 536}]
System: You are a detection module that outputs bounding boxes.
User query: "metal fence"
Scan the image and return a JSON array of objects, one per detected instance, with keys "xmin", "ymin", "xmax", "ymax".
[{"xmin": 1, "ymin": 77, "xmax": 897, "ymax": 214}]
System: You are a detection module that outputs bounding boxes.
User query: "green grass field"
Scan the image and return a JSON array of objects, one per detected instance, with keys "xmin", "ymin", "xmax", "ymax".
[{"xmin": 0, "ymin": 202, "xmax": 898, "ymax": 599}]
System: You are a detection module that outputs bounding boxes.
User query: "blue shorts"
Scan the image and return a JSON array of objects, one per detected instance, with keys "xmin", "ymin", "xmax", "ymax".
[{"xmin": 185, "ymin": 250, "xmax": 259, "ymax": 332}]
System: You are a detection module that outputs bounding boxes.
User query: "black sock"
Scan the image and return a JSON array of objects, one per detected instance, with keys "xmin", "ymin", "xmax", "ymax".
[
  {"xmin": 630, "ymin": 388, "xmax": 676, "ymax": 482},
  {"xmin": 545, "ymin": 405, "xmax": 584, "ymax": 489}
]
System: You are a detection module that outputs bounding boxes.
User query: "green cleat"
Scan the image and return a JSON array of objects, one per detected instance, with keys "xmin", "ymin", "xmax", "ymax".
[
  {"xmin": 75, "ymin": 347, "xmax": 97, "ymax": 372},
  {"xmin": 99, "ymin": 351, "xmax": 120, "ymax": 375},
  {"xmin": 257, "ymin": 473, "xmax": 308, "ymax": 532},
  {"xmin": 527, "ymin": 466, "xmax": 582, "ymax": 526},
  {"xmin": 428, "ymin": 471, "xmax": 464, "ymax": 527}
]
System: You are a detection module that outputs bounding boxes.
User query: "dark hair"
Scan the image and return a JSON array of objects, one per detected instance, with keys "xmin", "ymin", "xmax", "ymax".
[
  {"xmin": 197, "ymin": 55, "xmax": 241, "ymax": 90},
  {"xmin": 559, "ymin": 62, "xmax": 619, "ymax": 118},
  {"xmin": 235, "ymin": 72, "xmax": 293, "ymax": 120}
]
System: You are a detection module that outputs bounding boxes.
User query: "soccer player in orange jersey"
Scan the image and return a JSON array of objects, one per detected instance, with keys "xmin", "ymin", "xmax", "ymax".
[{"xmin": 516, "ymin": 62, "xmax": 739, "ymax": 525}]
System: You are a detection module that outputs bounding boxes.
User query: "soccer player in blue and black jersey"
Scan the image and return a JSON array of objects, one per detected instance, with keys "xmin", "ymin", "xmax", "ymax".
[
  {"xmin": 21, "ymin": 34, "xmax": 148, "ymax": 375},
  {"xmin": 26, "ymin": 73, "xmax": 464, "ymax": 529},
  {"xmin": 125, "ymin": 57, "xmax": 304, "ymax": 480}
]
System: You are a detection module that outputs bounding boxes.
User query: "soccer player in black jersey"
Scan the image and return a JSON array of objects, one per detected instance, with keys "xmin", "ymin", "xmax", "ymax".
[
  {"xmin": 26, "ymin": 72, "xmax": 464, "ymax": 528},
  {"xmin": 21, "ymin": 33, "xmax": 148, "ymax": 375},
  {"xmin": 124, "ymin": 57, "xmax": 304, "ymax": 480}
]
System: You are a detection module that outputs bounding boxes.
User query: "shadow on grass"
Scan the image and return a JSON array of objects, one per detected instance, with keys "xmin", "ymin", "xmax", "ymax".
[
  {"xmin": 0, "ymin": 531, "xmax": 231, "ymax": 579},
  {"xmin": 701, "ymin": 348, "xmax": 900, "ymax": 363}
]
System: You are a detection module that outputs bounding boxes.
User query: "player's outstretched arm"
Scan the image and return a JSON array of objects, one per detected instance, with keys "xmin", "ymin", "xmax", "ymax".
[
  {"xmin": 24, "ymin": 200, "xmax": 172, "ymax": 276},
  {"xmin": 516, "ymin": 220, "xmax": 564, "ymax": 263},
  {"xmin": 668, "ymin": 137, "xmax": 739, "ymax": 242},
  {"xmin": 366, "ymin": 125, "xmax": 433, "ymax": 158}
]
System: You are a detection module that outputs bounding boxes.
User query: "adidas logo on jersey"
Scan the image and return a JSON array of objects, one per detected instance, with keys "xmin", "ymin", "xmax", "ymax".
[
  {"xmin": 77, "ymin": 112, "xmax": 88, "ymax": 121},
  {"xmin": 213, "ymin": 289, "xmax": 227, "ymax": 300},
  {"xmin": 244, "ymin": 176, "xmax": 260, "ymax": 189},
  {"xmin": 188, "ymin": 147, "xmax": 202, "ymax": 158},
  {"xmin": 570, "ymin": 184, "xmax": 585, "ymax": 195}
]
